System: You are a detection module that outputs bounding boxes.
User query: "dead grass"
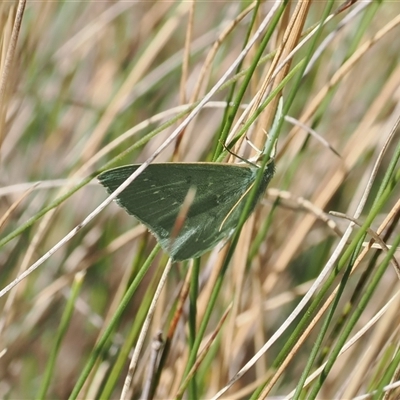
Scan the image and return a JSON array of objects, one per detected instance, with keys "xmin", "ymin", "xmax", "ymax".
[{"xmin": 1, "ymin": 1, "xmax": 400, "ymax": 399}]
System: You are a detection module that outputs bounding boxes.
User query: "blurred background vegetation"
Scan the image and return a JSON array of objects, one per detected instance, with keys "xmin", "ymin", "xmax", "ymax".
[{"xmin": 1, "ymin": 1, "xmax": 400, "ymax": 399}]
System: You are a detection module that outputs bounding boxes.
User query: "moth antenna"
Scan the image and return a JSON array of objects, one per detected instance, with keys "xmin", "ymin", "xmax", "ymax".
[{"xmin": 220, "ymin": 140, "xmax": 259, "ymax": 168}]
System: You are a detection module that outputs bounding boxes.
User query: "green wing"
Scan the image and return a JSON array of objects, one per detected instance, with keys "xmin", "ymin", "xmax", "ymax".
[{"xmin": 98, "ymin": 162, "xmax": 274, "ymax": 260}]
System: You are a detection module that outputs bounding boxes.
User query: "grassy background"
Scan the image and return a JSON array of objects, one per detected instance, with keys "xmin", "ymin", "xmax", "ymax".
[{"xmin": 1, "ymin": 1, "xmax": 400, "ymax": 399}]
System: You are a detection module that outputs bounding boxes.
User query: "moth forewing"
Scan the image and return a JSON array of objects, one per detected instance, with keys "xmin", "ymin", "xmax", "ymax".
[
  {"xmin": 98, "ymin": 161, "xmax": 275, "ymax": 260},
  {"xmin": 167, "ymin": 186, "xmax": 197, "ymax": 255}
]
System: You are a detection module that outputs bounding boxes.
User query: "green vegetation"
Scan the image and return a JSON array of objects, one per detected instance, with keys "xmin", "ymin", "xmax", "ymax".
[{"xmin": 1, "ymin": 1, "xmax": 400, "ymax": 399}]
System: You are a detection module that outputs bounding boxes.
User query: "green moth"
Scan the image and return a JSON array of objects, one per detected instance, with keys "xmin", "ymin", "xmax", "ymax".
[
  {"xmin": 98, "ymin": 160, "xmax": 275, "ymax": 261},
  {"xmin": 99, "ymin": 98, "xmax": 282, "ymax": 260}
]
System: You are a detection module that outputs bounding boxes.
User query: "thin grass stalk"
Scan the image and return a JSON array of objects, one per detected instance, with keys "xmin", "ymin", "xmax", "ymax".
[
  {"xmin": 37, "ymin": 272, "xmax": 84, "ymax": 399},
  {"xmin": 68, "ymin": 245, "xmax": 160, "ymax": 400},
  {"xmin": 188, "ymin": 258, "xmax": 200, "ymax": 398},
  {"xmin": 292, "ymin": 259, "xmax": 352, "ymax": 400},
  {"xmin": 99, "ymin": 256, "xmax": 166, "ymax": 399},
  {"xmin": 212, "ymin": 0, "xmax": 287, "ymax": 161},
  {"xmin": 307, "ymin": 232, "xmax": 400, "ymax": 399},
  {"xmin": 256, "ymin": 162, "xmax": 400, "ymax": 397},
  {"xmin": 211, "ymin": 1, "xmax": 262, "ymax": 160}
]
